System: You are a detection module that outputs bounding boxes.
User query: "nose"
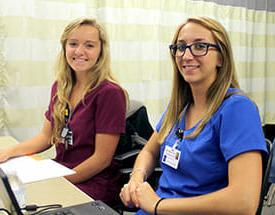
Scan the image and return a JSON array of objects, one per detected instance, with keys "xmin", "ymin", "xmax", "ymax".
[
  {"xmin": 75, "ymin": 45, "xmax": 84, "ymax": 55},
  {"xmin": 182, "ymin": 47, "xmax": 193, "ymax": 59}
]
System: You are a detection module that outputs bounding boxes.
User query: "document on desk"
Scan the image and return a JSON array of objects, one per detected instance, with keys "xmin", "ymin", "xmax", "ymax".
[{"xmin": 0, "ymin": 156, "xmax": 75, "ymax": 184}]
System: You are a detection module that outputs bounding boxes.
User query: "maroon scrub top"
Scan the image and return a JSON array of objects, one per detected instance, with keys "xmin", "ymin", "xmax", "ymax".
[{"xmin": 45, "ymin": 80, "xmax": 126, "ymax": 205}]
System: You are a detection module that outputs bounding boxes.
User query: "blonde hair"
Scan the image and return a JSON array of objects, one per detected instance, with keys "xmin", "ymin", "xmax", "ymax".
[
  {"xmin": 51, "ymin": 17, "xmax": 128, "ymax": 144},
  {"xmin": 158, "ymin": 17, "xmax": 240, "ymax": 143}
]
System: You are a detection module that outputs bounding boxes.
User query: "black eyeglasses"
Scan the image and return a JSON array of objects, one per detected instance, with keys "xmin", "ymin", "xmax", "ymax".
[{"xmin": 169, "ymin": 42, "xmax": 220, "ymax": 57}]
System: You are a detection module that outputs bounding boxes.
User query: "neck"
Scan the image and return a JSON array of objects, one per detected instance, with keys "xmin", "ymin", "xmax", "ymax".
[
  {"xmin": 190, "ymin": 85, "xmax": 208, "ymax": 109},
  {"xmin": 74, "ymin": 75, "xmax": 88, "ymax": 90},
  {"xmin": 185, "ymin": 87, "xmax": 208, "ymax": 130},
  {"xmin": 70, "ymin": 82, "xmax": 86, "ymax": 109},
  {"xmin": 75, "ymin": 71, "xmax": 90, "ymax": 85}
]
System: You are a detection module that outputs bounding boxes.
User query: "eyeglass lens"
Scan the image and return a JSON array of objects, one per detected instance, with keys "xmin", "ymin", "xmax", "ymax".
[{"xmin": 175, "ymin": 43, "xmax": 208, "ymax": 57}]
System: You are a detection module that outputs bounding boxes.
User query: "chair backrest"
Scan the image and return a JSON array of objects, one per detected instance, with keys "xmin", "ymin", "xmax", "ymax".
[
  {"xmin": 256, "ymin": 138, "xmax": 274, "ymax": 215},
  {"xmin": 115, "ymin": 100, "xmax": 154, "ymax": 158}
]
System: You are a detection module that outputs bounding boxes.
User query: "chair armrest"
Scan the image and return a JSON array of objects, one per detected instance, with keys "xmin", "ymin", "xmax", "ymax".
[
  {"xmin": 154, "ymin": 167, "xmax": 163, "ymax": 173},
  {"xmin": 131, "ymin": 133, "xmax": 147, "ymax": 146},
  {"xmin": 119, "ymin": 168, "xmax": 132, "ymax": 175},
  {"xmin": 119, "ymin": 167, "xmax": 163, "ymax": 179},
  {"xmin": 114, "ymin": 149, "xmax": 141, "ymax": 161}
]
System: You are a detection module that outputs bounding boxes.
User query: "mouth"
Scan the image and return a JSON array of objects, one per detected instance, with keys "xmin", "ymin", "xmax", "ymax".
[
  {"xmin": 73, "ymin": 57, "xmax": 88, "ymax": 62},
  {"xmin": 183, "ymin": 65, "xmax": 200, "ymax": 69}
]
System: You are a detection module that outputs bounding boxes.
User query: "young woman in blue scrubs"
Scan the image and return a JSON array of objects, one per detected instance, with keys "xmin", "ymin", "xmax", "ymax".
[{"xmin": 120, "ymin": 17, "xmax": 267, "ymax": 214}]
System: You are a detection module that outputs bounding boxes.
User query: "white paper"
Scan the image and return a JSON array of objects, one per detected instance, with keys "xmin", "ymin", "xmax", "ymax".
[{"xmin": 0, "ymin": 156, "xmax": 75, "ymax": 184}]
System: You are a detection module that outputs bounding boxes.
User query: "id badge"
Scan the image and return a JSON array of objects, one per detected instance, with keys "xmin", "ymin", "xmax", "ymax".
[
  {"xmin": 61, "ymin": 127, "xmax": 69, "ymax": 138},
  {"xmin": 65, "ymin": 130, "xmax": 73, "ymax": 146},
  {"xmin": 162, "ymin": 145, "xmax": 181, "ymax": 169}
]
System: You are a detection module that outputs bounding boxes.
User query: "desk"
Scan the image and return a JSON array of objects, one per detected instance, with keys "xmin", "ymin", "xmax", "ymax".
[{"xmin": 0, "ymin": 136, "xmax": 92, "ymax": 207}]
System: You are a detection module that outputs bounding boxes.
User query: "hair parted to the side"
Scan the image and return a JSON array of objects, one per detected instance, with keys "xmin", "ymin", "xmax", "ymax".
[
  {"xmin": 158, "ymin": 17, "xmax": 240, "ymax": 143},
  {"xmin": 51, "ymin": 17, "xmax": 128, "ymax": 145}
]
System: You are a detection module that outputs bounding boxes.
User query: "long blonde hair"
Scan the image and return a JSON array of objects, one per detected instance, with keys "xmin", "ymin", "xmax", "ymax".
[
  {"xmin": 158, "ymin": 17, "xmax": 240, "ymax": 143},
  {"xmin": 51, "ymin": 17, "xmax": 128, "ymax": 144}
]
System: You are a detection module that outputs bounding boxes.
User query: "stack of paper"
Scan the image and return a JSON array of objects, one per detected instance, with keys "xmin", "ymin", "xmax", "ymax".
[{"xmin": 0, "ymin": 156, "xmax": 75, "ymax": 184}]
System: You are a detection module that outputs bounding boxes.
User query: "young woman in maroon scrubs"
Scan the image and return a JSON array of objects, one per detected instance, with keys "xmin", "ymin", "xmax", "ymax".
[{"xmin": 0, "ymin": 17, "xmax": 128, "ymax": 206}]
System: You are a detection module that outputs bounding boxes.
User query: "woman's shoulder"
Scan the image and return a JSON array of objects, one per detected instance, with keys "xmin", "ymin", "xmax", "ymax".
[
  {"xmin": 95, "ymin": 80, "xmax": 124, "ymax": 94},
  {"xmin": 210, "ymin": 89, "xmax": 262, "ymax": 131},
  {"xmin": 219, "ymin": 90, "xmax": 258, "ymax": 115},
  {"xmin": 224, "ymin": 92, "xmax": 254, "ymax": 106},
  {"xmin": 84, "ymin": 80, "xmax": 124, "ymax": 101},
  {"xmin": 100, "ymin": 80, "xmax": 122, "ymax": 89}
]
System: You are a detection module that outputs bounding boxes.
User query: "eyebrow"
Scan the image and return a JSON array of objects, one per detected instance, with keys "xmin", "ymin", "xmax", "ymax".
[
  {"xmin": 177, "ymin": 38, "xmax": 207, "ymax": 43},
  {"xmin": 67, "ymin": 39, "xmax": 99, "ymax": 43}
]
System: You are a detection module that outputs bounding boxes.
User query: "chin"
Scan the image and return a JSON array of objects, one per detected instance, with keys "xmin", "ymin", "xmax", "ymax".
[{"xmin": 183, "ymin": 75, "xmax": 197, "ymax": 83}]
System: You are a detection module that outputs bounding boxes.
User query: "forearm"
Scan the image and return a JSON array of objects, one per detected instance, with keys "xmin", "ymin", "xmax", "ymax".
[
  {"xmin": 66, "ymin": 133, "xmax": 120, "ymax": 184},
  {"xmin": 157, "ymin": 186, "xmax": 258, "ymax": 215},
  {"xmin": 131, "ymin": 131, "xmax": 160, "ymax": 182},
  {"xmin": 119, "ymin": 132, "xmax": 161, "ymax": 208},
  {"xmin": 7, "ymin": 133, "xmax": 51, "ymax": 158},
  {"xmin": 131, "ymin": 149, "xmax": 157, "ymax": 181},
  {"xmin": 65, "ymin": 154, "xmax": 110, "ymax": 183}
]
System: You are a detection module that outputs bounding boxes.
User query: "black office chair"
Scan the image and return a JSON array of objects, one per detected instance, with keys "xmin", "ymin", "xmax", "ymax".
[
  {"xmin": 115, "ymin": 100, "xmax": 153, "ymax": 159},
  {"xmin": 113, "ymin": 101, "xmax": 163, "ymax": 214},
  {"xmin": 115, "ymin": 102, "xmax": 154, "ymax": 193},
  {"xmin": 256, "ymin": 138, "xmax": 274, "ymax": 215}
]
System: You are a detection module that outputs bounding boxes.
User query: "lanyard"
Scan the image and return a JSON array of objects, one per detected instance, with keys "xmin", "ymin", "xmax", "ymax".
[
  {"xmin": 172, "ymin": 104, "xmax": 188, "ymax": 149},
  {"xmin": 64, "ymin": 104, "xmax": 71, "ymax": 124},
  {"xmin": 61, "ymin": 104, "xmax": 73, "ymax": 149},
  {"xmin": 176, "ymin": 128, "xmax": 184, "ymax": 140},
  {"xmin": 173, "ymin": 128, "xmax": 184, "ymax": 149}
]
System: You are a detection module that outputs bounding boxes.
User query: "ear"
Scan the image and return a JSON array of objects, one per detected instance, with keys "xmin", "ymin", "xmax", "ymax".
[{"xmin": 217, "ymin": 54, "xmax": 222, "ymax": 68}]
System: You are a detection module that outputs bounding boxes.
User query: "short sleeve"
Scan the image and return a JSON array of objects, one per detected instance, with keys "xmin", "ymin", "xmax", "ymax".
[
  {"xmin": 44, "ymin": 82, "xmax": 57, "ymax": 122},
  {"xmin": 219, "ymin": 95, "xmax": 267, "ymax": 161},
  {"xmin": 95, "ymin": 85, "xmax": 126, "ymax": 134}
]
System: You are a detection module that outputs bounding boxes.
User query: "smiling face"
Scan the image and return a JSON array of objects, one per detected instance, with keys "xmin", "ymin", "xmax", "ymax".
[
  {"xmin": 175, "ymin": 22, "xmax": 221, "ymax": 89},
  {"xmin": 65, "ymin": 25, "xmax": 101, "ymax": 76}
]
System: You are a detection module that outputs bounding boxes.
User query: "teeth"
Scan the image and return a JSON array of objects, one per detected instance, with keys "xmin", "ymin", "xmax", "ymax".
[
  {"xmin": 183, "ymin": 65, "xmax": 199, "ymax": 68},
  {"xmin": 73, "ymin": 58, "xmax": 86, "ymax": 61}
]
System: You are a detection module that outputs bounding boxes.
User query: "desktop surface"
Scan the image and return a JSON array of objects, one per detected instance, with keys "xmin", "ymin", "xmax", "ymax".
[{"xmin": 1, "ymin": 136, "xmax": 105, "ymax": 215}]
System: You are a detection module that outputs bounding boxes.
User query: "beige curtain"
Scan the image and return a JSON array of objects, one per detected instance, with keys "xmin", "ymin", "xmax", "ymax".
[{"xmin": 0, "ymin": 0, "xmax": 274, "ymax": 141}]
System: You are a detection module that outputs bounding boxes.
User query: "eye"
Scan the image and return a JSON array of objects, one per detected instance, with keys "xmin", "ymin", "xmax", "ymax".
[
  {"xmin": 85, "ymin": 44, "xmax": 94, "ymax": 48},
  {"xmin": 68, "ymin": 42, "xmax": 78, "ymax": 47},
  {"xmin": 177, "ymin": 44, "xmax": 187, "ymax": 52},
  {"xmin": 193, "ymin": 43, "xmax": 207, "ymax": 50}
]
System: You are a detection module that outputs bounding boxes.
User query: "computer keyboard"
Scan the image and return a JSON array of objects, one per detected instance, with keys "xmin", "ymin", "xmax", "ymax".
[
  {"xmin": 42, "ymin": 209, "xmax": 75, "ymax": 215},
  {"xmin": 39, "ymin": 200, "xmax": 119, "ymax": 215}
]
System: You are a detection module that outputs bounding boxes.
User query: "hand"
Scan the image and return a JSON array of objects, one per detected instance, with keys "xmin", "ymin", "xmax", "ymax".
[
  {"xmin": 135, "ymin": 182, "xmax": 160, "ymax": 214},
  {"xmin": 120, "ymin": 178, "xmax": 142, "ymax": 208},
  {"xmin": 0, "ymin": 149, "xmax": 11, "ymax": 163}
]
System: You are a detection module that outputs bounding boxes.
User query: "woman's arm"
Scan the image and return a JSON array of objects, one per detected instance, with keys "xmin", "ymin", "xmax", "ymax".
[
  {"xmin": 131, "ymin": 131, "xmax": 160, "ymax": 181},
  {"xmin": 120, "ymin": 131, "xmax": 161, "ymax": 207},
  {"xmin": 136, "ymin": 151, "xmax": 262, "ymax": 215},
  {"xmin": 0, "ymin": 118, "xmax": 52, "ymax": 162},
  {"xmin": 64, "ymin": 133, "xmax": 120, "ymax": 183}
]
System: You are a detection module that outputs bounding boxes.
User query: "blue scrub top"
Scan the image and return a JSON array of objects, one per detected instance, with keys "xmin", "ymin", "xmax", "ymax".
[{"xmin": 136, "ymin": 90, "xmax": 267, "ymax": 215}]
